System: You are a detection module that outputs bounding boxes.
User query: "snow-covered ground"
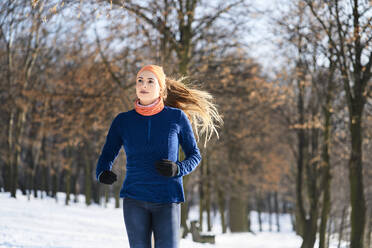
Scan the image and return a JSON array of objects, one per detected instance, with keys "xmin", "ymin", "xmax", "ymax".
[{"xmin": 0, "ymin": 190, "xmax": 345, "ymax": 248}]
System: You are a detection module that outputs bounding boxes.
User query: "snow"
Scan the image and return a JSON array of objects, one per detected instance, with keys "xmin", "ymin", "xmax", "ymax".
[{"xmin": 0, "ymin": 190, "xmax": 344, "ymax": 248}]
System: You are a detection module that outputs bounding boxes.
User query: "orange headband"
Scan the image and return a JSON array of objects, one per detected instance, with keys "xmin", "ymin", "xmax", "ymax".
[{"xmin": 136, "ymin": 65, "xmax": 166, "ymax": 90}]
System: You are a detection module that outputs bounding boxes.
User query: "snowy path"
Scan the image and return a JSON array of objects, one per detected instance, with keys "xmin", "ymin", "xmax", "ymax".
[{"xmin": 0, "ymin": 190, "xmax": 329, "ymax": 248}]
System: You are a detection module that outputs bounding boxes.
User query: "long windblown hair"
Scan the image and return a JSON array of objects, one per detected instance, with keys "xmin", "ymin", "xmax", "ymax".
[{"xmin": 161, "ymin": 77, "xmax": 223, "ymax": 147}]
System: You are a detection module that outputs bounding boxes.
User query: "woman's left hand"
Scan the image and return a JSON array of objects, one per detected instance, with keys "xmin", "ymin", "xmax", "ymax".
[{"xmin": 155, "ymin": 159, "xmax": 179, "ymax": 177}]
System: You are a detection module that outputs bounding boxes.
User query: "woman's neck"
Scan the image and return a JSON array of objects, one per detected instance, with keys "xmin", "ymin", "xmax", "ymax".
[
  {"xmin": 134, "ymin": 97, "xmax": 164, "ymax": 116},
  {"xmin": 138, "ymin": 98, "xmax": 159, "ymax": 106}
]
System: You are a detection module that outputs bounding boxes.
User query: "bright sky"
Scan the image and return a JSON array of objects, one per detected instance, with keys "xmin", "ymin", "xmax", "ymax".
[
  {"xmin": 44, "ymin": 0, "xmax": 285, "ymax": 78},
  {"xmin": 244, "ymin": 0, "xmax": 288, "ymax": 78}
]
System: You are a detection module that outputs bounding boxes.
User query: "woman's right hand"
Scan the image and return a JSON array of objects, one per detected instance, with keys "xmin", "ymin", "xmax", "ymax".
[{"xmin": 98, "ymin": 170, "xmax": 117, "ymax": 184}]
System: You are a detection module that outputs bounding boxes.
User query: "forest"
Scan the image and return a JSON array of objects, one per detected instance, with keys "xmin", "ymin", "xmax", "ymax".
[{"xmin": 0, "ymin": 1, "xmax": 371, "ymax": 248}]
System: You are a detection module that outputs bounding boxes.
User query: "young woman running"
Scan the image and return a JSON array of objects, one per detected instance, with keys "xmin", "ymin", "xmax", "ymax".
[{"xmin": 96, "ymin": 64, "xmax": 222, "ymax": 248}]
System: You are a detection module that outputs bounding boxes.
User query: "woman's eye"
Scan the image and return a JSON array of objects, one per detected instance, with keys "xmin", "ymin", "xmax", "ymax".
[
  {"xmin": 148, "ymin": 80, "xmax": 153, "ymax": 84},
  {"xmin": 137, "ymin": 79, "xmax": 143, "ymax": 83}
]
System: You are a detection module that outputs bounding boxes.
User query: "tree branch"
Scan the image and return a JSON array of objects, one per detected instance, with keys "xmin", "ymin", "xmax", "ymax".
[
  {"xmin": 194, "ymin": 1, "xmax": 242, "ymax": 38},
  {"xmin": 361, "ymin": 51, "xmax": 372, "ymax": 88},
  {"xmin": 94, "ymin": 27, "xmax": 133, "ymax": 108},
  {"xmin": 108, "ymin": 0, "xmax": 179, "ymax": 51}
]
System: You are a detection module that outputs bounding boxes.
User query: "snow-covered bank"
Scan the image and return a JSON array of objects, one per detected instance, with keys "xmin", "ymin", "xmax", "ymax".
[{"xmin": 0, "ymin": 190, "xmax": 343, "ymax": 248}]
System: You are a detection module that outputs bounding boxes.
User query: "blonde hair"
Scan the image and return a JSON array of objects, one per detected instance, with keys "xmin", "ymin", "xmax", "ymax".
[{"xmin": 161, "ymin": 77, "xmax": 223, "ymax": 147}]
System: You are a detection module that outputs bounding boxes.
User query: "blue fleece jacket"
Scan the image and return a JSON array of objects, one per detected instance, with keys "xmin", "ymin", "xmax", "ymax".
[{"xmin": 95, "ymin": 106, "xmax": 202, "ymax": 203}]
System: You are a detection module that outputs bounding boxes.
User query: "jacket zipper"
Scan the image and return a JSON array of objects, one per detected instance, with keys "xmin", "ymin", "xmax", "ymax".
[{"xmin": 147, "ymin": 117, "xmax": 151, "ymax": 144}]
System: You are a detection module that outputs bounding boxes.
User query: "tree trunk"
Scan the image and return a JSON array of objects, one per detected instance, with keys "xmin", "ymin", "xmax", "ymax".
[
  {"xmin": 51, "ymin": 167, "xmax": 57, "ymax": 199},
  {"xmin": 301, "ymin": 111, "xmax": 321, "ymax": 248},
  {"xmin": 10, "ymin": 111, "xmax": 20, "ymax": 198},
  {"xmin": 114, "ymin": 180, "xmax": 121, "ymax": 208},
  {"xmin": 365, "ymin": 209, "xmax": 371, "ymax": 248},
  {"xmin": 267, "ymin": 192, "xmax": 273, "ymax": 232},
  {"xmin": 3, "ymin": 111, "xmax": 12, "ymax": 192},
  {"xmin": 319, "ymin": 80, "xmax": 333, "ymax": 248},
  {"xmin": 338, "ymin": 206, "xmax": 347, "ymax": 248},
  {"xmin": 229, "ymin": 196, "xmax": 248, "ymax": 232},
  {"xmin": 93, "ymin": 181, "xmax": 100, "ymax": 204},
  {"xmin": 43, "ymin": 165, "xmax": 50, "ymax": 197},
  {"xmin": 2, "ymin": 163, "xmax": 11, "ymax": 192},
  {"xmin": 7, "ymin": 107, "xmax": 16, "ymax": 196},
  {"xmin": 18, "ymin": 169, "xmax": 26, "ymax": 196},
  {"xmin": 300, "ymin": 215, "xmax": 318, "ymax": 248},
  {"xmin": 206, "ymin": 183, "xmax": 211, "ymax": 232},
  {"xmin": 10, "ymin": 153, "xmax": 18, "ymax": 198},
  {"xmin": 295, "ymin": 76, "xmax": 306, "ymax": 237},
  {"xmin": 199, "ymin": 197, "xmax": 204, "ymax": 231},
  {"xmin": 181, "ymin": 177, "xmax": 190, "ymax": 237},
  {"xmin": 179, "ymin": 146, "xmax": 189, "ymax": 238},
  {"xmin": 274, "ymin": 191, "xmax": 280, "ymax": 232},
  {"xmin": 290, "ymin": 209, "xmax": 296, "ymax": 232},
  {"xmin": 84, "ymin": 151, "xmax": 92, "ymax": 206},
  {"xmin": 283, "ymin": 201, "xmax": 287, "ymax": 214},
  {"xmin": 366, "ymin": 208, "xmax": 372, "ymax": 248},
  {"xmin": 104, "ymin": 186, "xmax": 109, "ymax": 208},
  {"xmin": 40, "ymin": 166, "xmax": 46, "ymax": 199},
  {"xmin": 33, "ymin": 167, "xmax": 38, "ymax": 198},
  {"xmin": 319, "ymin": 162, "xmax": 331, "ymax": 248},
  {"xmin": 247, "ymin": 202, "xmax": 252, "ymax": 232},
  {"xmin": 11, "ymin": 107, "xmax": 28, "ymax": 198},
  {"xmin": 65, "ymin": 168, "xmax": 71, "ymax": 206},
  {"xmin": 217, "ymin": 187, "xmax": 227, "ymax": 233},
  {"xmin": 256, "ymin": 194, "xmax": 264, "ymax": 232},
  {"xmin": 205, "ymin": 152, "xmax": 212, "ymax": 232},
  {"xmin": 327, "ymin": 217, "xmax": 332, "ymax": 248},
  {"xmin": 73, "ymin": 158, "xmax": 81, "ymax": 204},
  {"xmin": 26, "ymin": 167, "xmax": 32, "ymax": 201},
  {"xmin": 199, "ymin": 156, "xmax": 204, "ymax": 231},
  {"xmin": 72, "ymin": 173, "xmax": 78, "ymax": 203},
  {"xmin": 348, "ymin": 104, "xmax": 366, "ymax": 248}
]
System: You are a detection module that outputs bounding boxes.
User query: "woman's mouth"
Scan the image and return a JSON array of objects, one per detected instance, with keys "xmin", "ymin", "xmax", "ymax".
[{"xmin": 140, "ymin": 91, "xmax": 149, "ymax": 94}]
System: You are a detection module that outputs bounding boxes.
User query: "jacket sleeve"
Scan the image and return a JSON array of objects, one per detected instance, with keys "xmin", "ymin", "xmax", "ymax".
[
  {"xmin": 176, "ymin": 110, "xmax": 202, "ymax": 177},
  {"xmin": 95, "ymin": 115, "xmax": 123, "ymax": 181}
]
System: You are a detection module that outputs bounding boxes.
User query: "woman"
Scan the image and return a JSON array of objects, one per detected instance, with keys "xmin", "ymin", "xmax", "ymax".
[{"xmin": 95, "ymin": 64, "xmax": 222, "ymax": 248}]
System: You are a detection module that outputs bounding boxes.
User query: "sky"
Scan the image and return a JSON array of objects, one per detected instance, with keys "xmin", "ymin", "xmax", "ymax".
[{"xmin": 82, "ymin": 0, "xmax": 285, "ymax": 76}]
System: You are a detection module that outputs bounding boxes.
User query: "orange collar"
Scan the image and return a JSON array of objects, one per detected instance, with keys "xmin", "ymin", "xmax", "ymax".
[{"xmin": 134, "ymin": 97, "xmax": 164, "ymax": 116}]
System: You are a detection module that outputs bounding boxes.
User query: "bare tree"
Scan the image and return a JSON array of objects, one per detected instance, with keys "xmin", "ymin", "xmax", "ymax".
[{"xmin": 305, "ymin": 1, "xmax": 372, "ymax": 247}]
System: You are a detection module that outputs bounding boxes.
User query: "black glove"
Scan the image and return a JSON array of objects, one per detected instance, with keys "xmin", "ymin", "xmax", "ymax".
[
  {"xmin": 98, "ymin": 170, "xmax": 117, "ymax": 184},
  {"xmin": 155, "ymin": 159, "xmax": 179, "ymax": 177}
]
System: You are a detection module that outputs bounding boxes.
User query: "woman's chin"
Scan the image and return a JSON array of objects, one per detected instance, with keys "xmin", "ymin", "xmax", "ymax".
[{"xmin": 139, "ymin": 97, "xmax": 157, "ymax": 105}]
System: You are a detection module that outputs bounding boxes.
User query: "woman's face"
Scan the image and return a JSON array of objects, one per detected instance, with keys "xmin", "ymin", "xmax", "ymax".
[{"xmin": 136, "ymin": 70, "xmax": 161, "ymax": 105}]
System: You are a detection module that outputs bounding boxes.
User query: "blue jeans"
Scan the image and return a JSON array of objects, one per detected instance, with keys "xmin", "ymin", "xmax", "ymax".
[{"xmin": 123, "ymin": 197, "xmax": 181, "ymax": 248}]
